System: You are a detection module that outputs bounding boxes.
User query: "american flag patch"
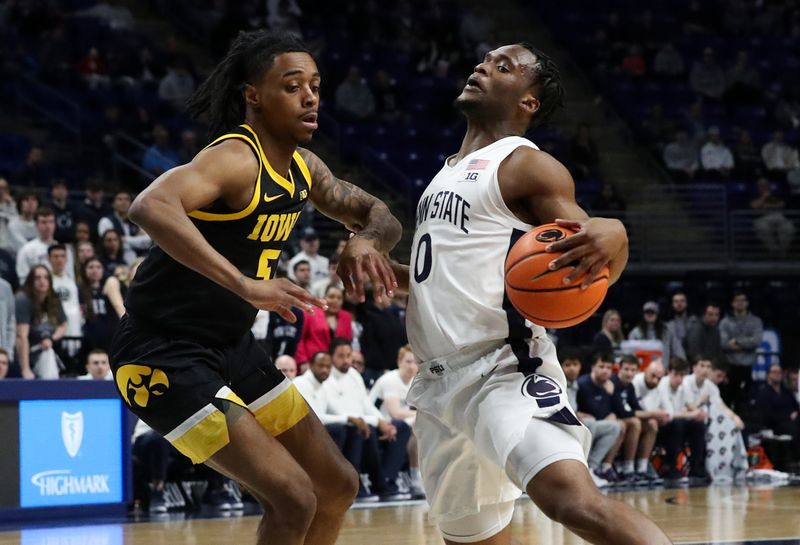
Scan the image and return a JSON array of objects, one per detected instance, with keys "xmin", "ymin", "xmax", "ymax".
[{"xmin": 467, "ymin": 159, "xmax": 490, "ymax": 170}]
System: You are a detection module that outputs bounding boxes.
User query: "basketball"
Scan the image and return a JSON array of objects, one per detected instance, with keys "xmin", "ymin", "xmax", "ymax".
[{"xmin": 504, "ymin": 223, "xmax": 609, "ymax": 328}]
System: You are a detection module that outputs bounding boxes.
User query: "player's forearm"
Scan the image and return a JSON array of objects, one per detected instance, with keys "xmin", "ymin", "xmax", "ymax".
[
  {"xmin": 355, "ymin": 201, "xmax": 402, "ymax": 253},
  {"xmin": 129, "ymin": 192, "xmax": 247, "ymax": 298}
]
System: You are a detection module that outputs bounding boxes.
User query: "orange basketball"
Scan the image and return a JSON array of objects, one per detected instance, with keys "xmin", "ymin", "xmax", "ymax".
[{"xmin": 504, "ymin": 223, "xmax": 609, "ymax": 328}]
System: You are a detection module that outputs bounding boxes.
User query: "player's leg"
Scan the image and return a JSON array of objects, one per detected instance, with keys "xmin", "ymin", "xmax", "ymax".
[
  {"xmin": 204, "ymin": 402, "xmax": 319, "ymax": 545},
  {"xmin": 440, "ymin": 502, "xmax": 515, "ymax": 545},
  {"xmin": 526, "ymin": 460, "xmax": 672, "ymax": 545},
  {"xmin": 276, "ymin": 410, "xmax": 360, "ymax": 545},
  {"xmin": 620, "ymin": 417, "xmax": 641, "ymax": 476},
  {"xmin": 508, "ymin": 419, "xmax": 672, "ymax": 544}
]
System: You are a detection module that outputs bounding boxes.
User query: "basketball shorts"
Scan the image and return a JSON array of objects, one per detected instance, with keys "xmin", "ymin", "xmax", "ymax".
[
  {"xmin": 110, "ymin": 314, "xmax": 308, "ymax": 464},
  {"xmin": 407, "ymin": 336, "xmax": 591, "ymax": 524}
]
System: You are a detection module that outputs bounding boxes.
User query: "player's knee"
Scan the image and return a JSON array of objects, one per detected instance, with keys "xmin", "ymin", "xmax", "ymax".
[
  {"xmin": 268, "ymin": 474, "xmax": 318, "ymax": 527},
  {"xmin": 438, "ymin": 501, "xmax": 515, "ymax": 543},
  {"xmin": 320, "ymin": 461, "xmax": 359, "ymax": 512}
]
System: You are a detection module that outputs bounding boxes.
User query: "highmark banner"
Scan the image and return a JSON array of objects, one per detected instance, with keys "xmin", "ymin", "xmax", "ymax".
[{"xmin": 19, "ymin": 399, "xmax": 123, "ymax": 508}]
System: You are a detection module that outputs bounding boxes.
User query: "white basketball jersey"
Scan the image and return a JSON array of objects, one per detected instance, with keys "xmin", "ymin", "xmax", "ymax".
[{"xmin": 407, "ymin": 136, "xmax": 547, "ymax": 362}]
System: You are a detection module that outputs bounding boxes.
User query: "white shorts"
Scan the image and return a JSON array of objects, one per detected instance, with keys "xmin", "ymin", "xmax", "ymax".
[{"xmin": 407, "ymin": 337, "xmax": 591, "ymax": 523}]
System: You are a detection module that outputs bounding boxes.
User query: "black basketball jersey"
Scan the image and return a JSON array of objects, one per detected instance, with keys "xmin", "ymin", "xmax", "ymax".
[{"xmin": 125, "ymin": 124, "xmax": 313, "ymax": 345}]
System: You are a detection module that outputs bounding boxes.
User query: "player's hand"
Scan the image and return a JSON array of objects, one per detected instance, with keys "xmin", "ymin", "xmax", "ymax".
[
  {"xmin": 545, "ymin": 217, "xmax": 627, "ymax": 289},
  {"xmin": 378, "ymin": 420, "xmax": 398, "ymax": 441},
  {"xmin": 22, "ymin": 368, "xmax": 35, "ymax": 380},
  {"xmin": 348, "ymin": 416, "xmax": 371, "ymax": 438},
  {"xmin": 338, "ymin": 235, "xmax": 397, "ymax": 303},
  {"xmin": 241, "ymin": 277, "xmax": 327, "ymax": 322}
]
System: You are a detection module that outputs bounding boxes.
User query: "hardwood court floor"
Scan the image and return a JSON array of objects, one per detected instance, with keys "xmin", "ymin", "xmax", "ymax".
[{"xmin": 4, "ymin": 485, "xmax": 800, "ymax": 545}]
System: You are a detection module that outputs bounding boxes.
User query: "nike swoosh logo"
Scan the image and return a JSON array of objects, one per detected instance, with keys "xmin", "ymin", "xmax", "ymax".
[{"xmin": 264, "ymin": 193, "xmax": 282, "ymax": 203}]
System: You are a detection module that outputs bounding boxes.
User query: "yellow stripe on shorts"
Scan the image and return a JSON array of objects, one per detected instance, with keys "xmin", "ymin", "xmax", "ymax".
[
  {"xmin": 248, "ymin": 381, "xmax": 309, "ymax": 436},
  {"xmin": 165, "ymin": 404, "xmax": 230, "ymax": 464}
]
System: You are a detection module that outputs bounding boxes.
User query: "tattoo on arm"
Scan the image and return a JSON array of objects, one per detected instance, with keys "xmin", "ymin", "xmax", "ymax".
[{"xmin": 300, "ymin": 148, "xmax": 401, "ymax": 252}]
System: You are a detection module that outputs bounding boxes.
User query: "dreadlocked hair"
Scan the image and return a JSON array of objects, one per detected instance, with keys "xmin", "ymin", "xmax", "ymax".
[
  {"xmin": 187, "ymin": 30, "xmax": 312, "ymax": 138},
  {"xmin": 516, "ymin": 42, "xmax": 565, "ymax": 129}
]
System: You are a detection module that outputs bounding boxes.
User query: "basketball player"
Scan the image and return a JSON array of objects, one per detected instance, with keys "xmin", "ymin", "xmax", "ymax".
[
  {"xmin": 111, "ymin": 31, "xmax": 401, "ymax": 545},
  {"xmin": 391, "ymin": 44, "xmax": 672, "ymax": 544}
]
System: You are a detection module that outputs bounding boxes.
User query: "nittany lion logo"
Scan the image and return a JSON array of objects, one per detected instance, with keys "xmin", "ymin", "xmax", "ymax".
[
  {"xmin": 535, "ymin": 229, "xmax": 566, "ymax": 243},
  {"xmin": 521, "ymin": 374, "xmax": 563, "ymax": 408},
  {"xmin": 115, "ymin": 364, "xmax": 169, "ymax": 408}
]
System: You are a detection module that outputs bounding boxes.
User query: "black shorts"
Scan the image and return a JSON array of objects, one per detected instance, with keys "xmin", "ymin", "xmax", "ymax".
[{"xmin": 110, "ymin": 315, "xmax": 308, "ymax": 464}]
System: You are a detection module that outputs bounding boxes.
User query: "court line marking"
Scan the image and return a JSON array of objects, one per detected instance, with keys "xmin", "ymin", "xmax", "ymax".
[{"xmin": 678, "ymin": 537, "xmax": 800, "ymax": 544}]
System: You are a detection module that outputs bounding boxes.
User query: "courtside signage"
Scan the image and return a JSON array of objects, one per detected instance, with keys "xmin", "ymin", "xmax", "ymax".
[{"xmin": 19, "ymin": 399, "xmax": 123, "ymax": 507}]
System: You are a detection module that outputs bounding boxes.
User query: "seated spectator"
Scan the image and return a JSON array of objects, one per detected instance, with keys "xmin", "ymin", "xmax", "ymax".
[
  {"xmin": 357, "ymin": 285, "xmax": 406, "ymax": 387},
  {"xmin": 287, "ymin": 228, "xmax": 329, "ymax": 283},
  {"xmin": 48, "ymin": 179, "xmax": 76, "ymax": 243},
  {"xmin": 733, "ymin": 130, "xmax": 762, "ymax": 179},
  {"xmin": 142, "ymin": 125, "xmax": 179, "ymax": 177},
  {"xmin": 683, "ymin": 356, "xmax": 747, "ymax": 481},
  {"xmin": 323, "ymin": 338, "xmax": 411, "ymax": 501},
  {"xmin": 761, "ymin": 131, "xmax": 800, "ymax": 177},
  {"xmin": 49, "ymin": 244, "xmax": 81, "ymax": 368},
  {"xmin": 700, "ymin": 126, "xmax": 734, "ymax": 178},
  {"xmin": 576, "ymin": 351, "xmax": 626, "ymax": 483},
  {"xmin": 686, "ymin": 303, "xmax": 724, "ymax": 365},
  {"xmin": 77, "ymin": 349, "xmax": 112, "ymax": 380},
  {"xmin": 0, "ymin": 278, "xmax": 14, "ymax": 357},
  {"xmin": 0, "ymin": 348, "xmax": 8, "ymax": 380},
  {"xmin": 16, "ymin": 265, "xmax": 67, "ymax": 379},
  {"xmin": 665, "ymin": 291, "xmax": 697, "ymax": 350},
  {"xmin": 98, "ymin": 229, "xmax": 128, "ymax": 273},
  {"xmin": 267, "ymin": 305, "xmax": 303, "ymax": 360},
  {"xmin": 690, "ymin": 47, "xmax": 725, "ymax": 100},
  {"xmin": 592, "ymin": 309, "xmax": 624, "ymax": 353},
  {"xmin": 80, "ymin": 258, "xmax": 125, "ymax": 354},
  {"xmin": 633, "ymin": 359, "xmax": 707, "ymax": 481},
  {"xmin": 98, "ymin": 191, "xmax": 151, "ymax": 262},
  {"xmin": 368, "ymin": 345, "xmax": 424, "ymax": 499},
  {"xmin": 662, "ymin": 130, "xmax": 698, "ymax": 180},
  {"xmin": 653, "ymin": 42, "xmax": 684, "ymax": 78},
  {"xmin": 750, "ymin": 177, "xmax": 796, "ymax": 255},
  {"xmin": 275, "ymin": 354, "xmax": 297, "ymax": 380},
  {"xmin": 310, "ymin": 254, "xmax": 343, "ymax": 298},
  {"xmin": 335, "ymin": 66, "xmax": 375, "ymax": 121},
  {"xmin": 77, "ymin": 46, "xmax": 110, "ymax": 89},
  {"xmin": 294, "ymin": 285, "xmax": 353, "ymax": 365},
  {"xmin": 568, "ymin": 125, "xmax": 599, "ymax": 179},
  {"xmin": 561, "ymin": 349, "xmax": 620, "ymax": 488},
  {"xmin": 628, "ymin": 301, "xmax": 686, "ymax": 364},
  {"xmin": 14, "ymin": 146, "xmax": 53, "ymax": 187},
  {"xmin": 292, "ymin": 260, "xmax": 312, "ymax": 290},
  {"xmin": 17, "ymin": 208, "xmax": 64, "ymax": 282},
  {"xmin": 753, "ymin": 364, "xmax": 800, "ymax": 450},
  {"xmin": 76, "ymin": 181, "xmax": 112, "ymax": 237},
  {"xmin": 158, "ymin": 61, "xmax": 196, "ymax": 111},
  {"xmin": 74, "ymin": 240, "xmax": 96, "ymax": 277},
  {"xmin": 0, "ymin": 177, "xmax": 17, "ymax": 254},
  {"xmin": 621, "ymin": 45, "xmax": 646, "ymax": 77},
  {"xmin": 8, "ymin": 191, "xmax": 40, "ymax": 255}
]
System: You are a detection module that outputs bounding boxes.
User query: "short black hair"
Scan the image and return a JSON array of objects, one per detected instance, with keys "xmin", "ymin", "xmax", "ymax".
[
  {"xmin": 669, "ymin": 357, "xmax": 690, "ymax": 374},
  {"xmin": 558, "ymin": 346, "xmax": 583, "ymax": 364},
  {"xmin": 329, "ymin": 336, "xmax": 351, "ymax": 354},
  {"xmin": 591, "ymin": 350, "xmax": 614, "ymax": 366},
  {"xmin": 310, "ymin": 351, "xmax": 329, "ymax": 365},
  {"xmin": 517, "ymin": 42, "xmax": 564, "ymax": 129},
  {"xmin": 293, "ymin": 259, "xmax": 310, "ymax": 273},
  {"xmin": 35, "ymin": 206, "xmax": 55, "ymax": 221},
  {"xmin": 620, "ymin": 354, "xmax": 640, "ymax": 367},
  {"xmin": 47, "ymin": 243, "xmax": 67, "ymax": 255}
]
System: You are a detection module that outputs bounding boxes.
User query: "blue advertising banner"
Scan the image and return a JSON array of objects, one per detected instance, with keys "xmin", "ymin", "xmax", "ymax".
[{"xmin": 19, "ymin": 399, "xmax": 123, "ymax": 508}]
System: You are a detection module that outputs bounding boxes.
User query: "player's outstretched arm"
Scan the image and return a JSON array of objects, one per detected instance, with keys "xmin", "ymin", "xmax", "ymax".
[
  {"xmin": 498, "ymin": 147, "xmax": 629, "ymax": 287},
  {"xmin": 129, "ymin": 140, "xmax": 326, "ymax": 321},
  {"xmin": 299, "ymin": 148, "xmax": 402, "ymax": 302}
]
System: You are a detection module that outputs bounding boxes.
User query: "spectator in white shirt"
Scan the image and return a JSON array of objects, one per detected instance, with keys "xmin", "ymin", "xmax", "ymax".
[
  {"xmin": 700, "ymin": 126, "xmax": 734, "ymax": 178},
  {"xmin": 683, "ymin": 357, "xmax": 743, "ymax": 429},
  {"xmin": 287, "ymin": 228, "xmax": 329, "ymax": 283},
  {"xmin": 97, "ymin": 191, "xmax": 151, "ymax": 263},
  {"xmin": 761, "ymin": 131, "xmax": 800, "ymax": 174},
  {"xmin": 7, "ymin": 191, "xmax": 39, "ymax": 255},
  {"xmin": 77, "ymin": 348, "xmax": 112, "ymax": 380},
  {"xmin": 48, "ymin": 244, "xmax": 81, "ymax": 366},
  {"xmin": 17, "ymin": 208, "xmax": 73, "ymax": 281},
  {"xmin": 310, "ymin": 255, "xmax": 343, "ymax": 298},
  {"xmin": 323, "ymin": 338, "xmax": 410, "ymax": 501},
  {"xmin": 368, "ymin": 345, "xmax": 424, "ymax": 498}
]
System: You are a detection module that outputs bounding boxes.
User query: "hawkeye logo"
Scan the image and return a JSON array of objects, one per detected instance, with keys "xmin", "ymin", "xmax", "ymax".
[{"xmin": 115, "ymin": 364, "xmax": 169, "ymax": 408}]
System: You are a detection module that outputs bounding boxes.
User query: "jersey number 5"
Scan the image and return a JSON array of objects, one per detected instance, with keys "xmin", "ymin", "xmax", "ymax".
[
  {"xmin": 414, "ymin": 233, "xmax": 432, "ymax": 283},
  {"xmin": 257, "ymin": 249, "xmax": 282, "ymax": 279}
]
